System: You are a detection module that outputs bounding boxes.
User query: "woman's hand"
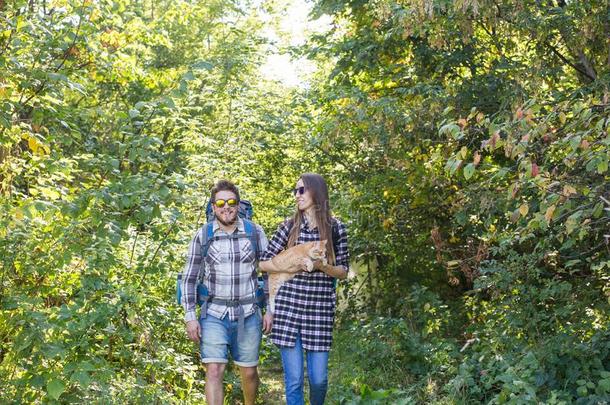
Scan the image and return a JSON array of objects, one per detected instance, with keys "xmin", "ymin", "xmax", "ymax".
[
  {"xmin": 313, "ymin": 261, "xmax": 349, "ymax": 280},
  {"xmin": 312, "ymin": 259, "xmax": 326, "ymax": 271},
  {"xmin": 262, "ymin": 312, "xmax": 273, "ymax": 334}
]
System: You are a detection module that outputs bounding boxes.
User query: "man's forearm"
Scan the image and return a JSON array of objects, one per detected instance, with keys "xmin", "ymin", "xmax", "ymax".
[
  {"xmin": 184, "ymin": 309, "xmax": 197, "ymax": 322},
  {"xmin": 182, "ymin": 264, "xmax": 201, "ymax": 321}
]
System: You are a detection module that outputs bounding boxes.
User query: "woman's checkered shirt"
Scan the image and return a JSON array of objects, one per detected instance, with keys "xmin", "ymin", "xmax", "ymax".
[{"xmin": 260, "ymin": 216, "xmax": 349, "ymax": 351}]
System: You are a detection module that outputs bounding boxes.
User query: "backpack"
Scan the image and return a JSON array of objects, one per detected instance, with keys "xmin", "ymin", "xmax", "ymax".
[{"xmin": 176, "ymin": 199, "xmax": 265, "ymax": 309}]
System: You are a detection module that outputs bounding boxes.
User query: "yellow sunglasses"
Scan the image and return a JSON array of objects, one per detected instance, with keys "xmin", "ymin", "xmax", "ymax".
[{"xmin": 214, "ymin": 198, "xmax": 239, "ymax": 208}]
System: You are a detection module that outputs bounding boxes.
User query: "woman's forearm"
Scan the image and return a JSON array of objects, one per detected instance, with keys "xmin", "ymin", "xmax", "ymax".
[
  {"xmin": 319, "ymin": 263, "xmax": 348, "ymax": 280},
  {"xmin": 260, "ymin": 248, "xmax": 308, "ymax": 273},
  {"xmin": 260, "ymin": 259, "xmax": 301, "ymax": 273},
  {"xmin": 259, "ymin": 260, "xmax": 281, "ymax": 273}
]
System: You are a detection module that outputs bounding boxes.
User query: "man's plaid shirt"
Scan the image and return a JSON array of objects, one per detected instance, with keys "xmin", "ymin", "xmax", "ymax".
[
  {"xmin": 260, "ymin": 216, "xmax": 349, "ymax": 351},
  {"xmin": 181, "ymin": 218, "xmax": 268, "ymax": 322}
]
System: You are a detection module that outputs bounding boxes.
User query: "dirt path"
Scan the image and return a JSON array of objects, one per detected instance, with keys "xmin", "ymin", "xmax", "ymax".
[{"xmin": 259, "ymin": 364, "xmax": 285, "ymax": 404}]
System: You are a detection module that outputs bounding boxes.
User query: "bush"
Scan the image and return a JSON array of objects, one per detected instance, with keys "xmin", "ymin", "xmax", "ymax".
[
  {"xmin": 329, "ymin": 286, "xmax": 459, "ymax": 403},
  {"xmin": 450, "ymin": 252, "xmax": 610, "ymax": 403}
]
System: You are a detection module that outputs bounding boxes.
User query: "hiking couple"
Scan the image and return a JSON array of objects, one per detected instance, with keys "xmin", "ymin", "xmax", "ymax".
[{"xmin": 181, "ymin": 174, "xmax": 350, "ymax": 405}]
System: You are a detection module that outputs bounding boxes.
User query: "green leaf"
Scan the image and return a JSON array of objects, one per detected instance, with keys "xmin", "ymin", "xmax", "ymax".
[
  {"xmin": 592, "ymin": 202, "xmax": 604, "ymax": 218},
  {"xmin": 78, "ymin": 361, "xmax": 97, "ymax": 371},
  {"xmin": 31, "ymin": 375, "xmax": 45, "ymax": 388},
  {"xmin": 439, "ymin": 123, "xmax": 461, "ymax": 139},
  {"xmin": 47, "ymin": 72, "xmax": 67, "ymax": 82},
  {"xmin": 598, "ymin": 378, "xmax": 610, "ymax": 392},
  {"xmin": 455, "ymin": 211, "xmax": 468, "ymax": 226},
  {"xmin": 565, "ymin": 210, "xmax": 583, "ymax": 234},
  {"xmin": 0, "ymin": 113, "xmax": 10, "ymax": 128},
  {"xmin": 161, "ymin": 96, "xmax": 176, "ymax": 109},
  {"xmin": 192, "ymin": 60, "xmax": 213, "ymax": 70},
  {"xmin": 40, "ymin": 187, "xmax": 61, "ymax": 200},
  {"xmin": 463, "ymin": 163, "xmax": 475, "ymax": 180},
  {"xmin": 445, "ymin": 158, "xmax": 462, "ymax": 176},
  {"xmin": 70, "ymin": 371, "xmax": 91, "ymax": 389},
  {"xmin": 152, "ymin": 204, "xmax": 162, "ymax": 218},
  {"xmin": 565, "ymin": 259, "xmax": 581, "ymax": 268},
  {"xmin": 569, "ymin": 135, "xmax": 581, "ymax": 151},
  {"xmin": 47, "ymin": 379, "xmax": 65, "ymax": 400},
  {"xmin": 597, "ymin": 158, "xmax": 608, "ymax": 174},
  {"xmin": 183, "ymin": 70, "xmax": 195, "ymax": 81},
  {"xmin": 44, "ymin": 343, "xmax": 66, "ymax": 358}
]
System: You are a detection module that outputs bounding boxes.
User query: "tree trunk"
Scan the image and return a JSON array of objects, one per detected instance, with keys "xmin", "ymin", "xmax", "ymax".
[
  {"xmin": 0, "ymin": 146, "xmax": 8, "ymax": 195},
  {"xmin": 606, "ymin": 0, "xmax": 610, "ymax": 71}
]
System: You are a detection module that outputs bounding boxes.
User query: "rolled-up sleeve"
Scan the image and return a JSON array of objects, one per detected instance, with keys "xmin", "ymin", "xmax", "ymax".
[
  {"xmin": 182, "ymin": 228, "xmax": 203, "ymax": 322},
  {"xmin": 334, "ymin": 220, "xmax": 350, "ymax": 272},
  {"xmin": 260, "ymin": 220, "xmax": 291, "ymax": 261}
]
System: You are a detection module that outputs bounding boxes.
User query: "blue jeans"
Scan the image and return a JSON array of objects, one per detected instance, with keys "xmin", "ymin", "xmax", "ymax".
[{"xmin": 280, "ymin": 333, "xmax": 329, "ymax": 405}]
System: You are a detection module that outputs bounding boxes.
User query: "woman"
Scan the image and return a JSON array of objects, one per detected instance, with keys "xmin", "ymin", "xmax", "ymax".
[{"xmin": 259, "ymin": 173, "xmax": 349, "ymax": 405}]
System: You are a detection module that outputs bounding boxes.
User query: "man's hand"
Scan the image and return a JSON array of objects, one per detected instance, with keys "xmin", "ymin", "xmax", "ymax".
[
  {"xmin": 186, "ymin": 320, "xmax": 201, "ymax": 343},
  {"xmin": 262, "ymin": 312, "xmax": 273, "ymax": 334}
]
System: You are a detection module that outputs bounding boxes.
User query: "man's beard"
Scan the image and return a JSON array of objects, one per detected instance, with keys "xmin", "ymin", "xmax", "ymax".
[{"xmin": 216, "ymin": 214, "xmax": 237, "ymax": 226}]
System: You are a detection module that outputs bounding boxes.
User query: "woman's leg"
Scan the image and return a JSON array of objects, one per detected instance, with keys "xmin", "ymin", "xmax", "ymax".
[
  {"xmin": 306, "ymin": 350, "xmax": 329, "ymax": 405},
  {"xmin": 280, "ymin": 333, "xmax": 305, "ymax": 405}
]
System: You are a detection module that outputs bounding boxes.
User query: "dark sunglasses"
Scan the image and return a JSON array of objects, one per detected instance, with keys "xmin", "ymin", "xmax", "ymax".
[
  {"xmin": 293, "ymin": 186, "xmax": 307, "ymax": 196},
  {"xmin": 214, "ymin": 198, "xmax": 238, "ymax": 208}
]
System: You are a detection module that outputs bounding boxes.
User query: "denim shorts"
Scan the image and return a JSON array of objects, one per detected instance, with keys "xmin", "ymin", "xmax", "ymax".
[{"xmin": 199, "ymin": 309, "xmax": 262, "ymax": 367}]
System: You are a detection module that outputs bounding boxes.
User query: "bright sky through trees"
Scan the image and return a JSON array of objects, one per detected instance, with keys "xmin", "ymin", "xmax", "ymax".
[{"xmin": 260, "ymin": 0, "xmax": 331, "ymax": 87}]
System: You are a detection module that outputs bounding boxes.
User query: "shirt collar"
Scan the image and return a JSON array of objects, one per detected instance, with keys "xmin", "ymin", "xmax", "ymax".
[
  {"xmin": 301, "ymin": 214, "xmax": 316, "ymax": 230},
  {"xmin": 212, "ymin": 216, "xmax": 244, "ymax": 234}
]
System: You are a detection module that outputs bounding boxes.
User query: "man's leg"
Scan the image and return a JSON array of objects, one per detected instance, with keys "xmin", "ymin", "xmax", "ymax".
[
  {"xmin": 199, "ymin": 314, "xmax": 230, "ymax": 405},
  {"xmin": 205, "ymin": 362, "xmax": 226, "ymax": 405},
  {"xmin": 231, "ymin": 310, "xmax": 263, "ymax": 404},
  {"xmin": 239, "ymin": 366, "xmax": 259, "ymax": 405}
]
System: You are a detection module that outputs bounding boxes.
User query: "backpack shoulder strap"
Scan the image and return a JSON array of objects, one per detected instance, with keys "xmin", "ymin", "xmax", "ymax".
[
  {"xmin": 242, "ymin": 219, "xmax": 260, "ymax": 261},
  {"xmin": 200, "ymin": 222, "xmax": 215, "ymax": 258}
]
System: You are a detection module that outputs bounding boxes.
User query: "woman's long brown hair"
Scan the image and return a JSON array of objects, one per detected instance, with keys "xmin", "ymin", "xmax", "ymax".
[{"xmin": 286, "ymin": 173, "xmax": 336, "ymax": 265}]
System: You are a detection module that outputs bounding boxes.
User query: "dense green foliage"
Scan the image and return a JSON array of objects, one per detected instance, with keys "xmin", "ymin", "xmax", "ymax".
[
  {"xmin": 0, "ymin": 0, "xmax": 303, "ymax": 402},
  {"xmin": 308, "ymin": 0, "xmax": 610, "ymax": 403},
  {"xmin": 1, "ymin": 0, "xmax": 608, "ymax": 403}
]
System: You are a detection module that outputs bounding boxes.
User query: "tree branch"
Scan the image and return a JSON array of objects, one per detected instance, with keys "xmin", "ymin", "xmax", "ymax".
[
  {"xmin": 546, "ymin": 41, "xmax": 596, "ymax": 82},
  {"xmin": 577, "ymin": 49, "xmax": 597, "ymax": 81}
]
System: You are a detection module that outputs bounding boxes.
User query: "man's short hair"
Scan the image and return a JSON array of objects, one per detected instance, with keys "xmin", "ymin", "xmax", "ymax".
[{"xmin": 211, "ymin": 180, "xmax": 240, "ymax": 202}]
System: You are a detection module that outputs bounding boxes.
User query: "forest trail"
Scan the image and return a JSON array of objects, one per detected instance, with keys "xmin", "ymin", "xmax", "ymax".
[{"xmin": 259, "ymin": 363, "xmax": 286, "ymax": 405}]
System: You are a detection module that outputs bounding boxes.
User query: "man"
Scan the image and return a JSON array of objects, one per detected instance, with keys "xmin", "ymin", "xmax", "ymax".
[{"xmin": 182, "ymin": 180, "xmax": 273, "ymax": 405}]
